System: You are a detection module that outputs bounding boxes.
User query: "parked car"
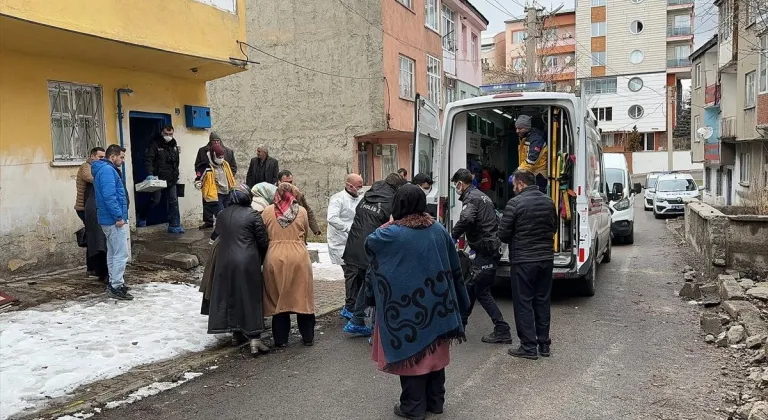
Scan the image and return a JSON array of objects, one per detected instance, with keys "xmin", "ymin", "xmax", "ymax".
[
  {"xmin": 604, "ymin": 153, "xmax": 642, "ymax": 244},
  {"xmin": 643, "ymin": 171, "xmax": 669, "ymax": 211},
  {"xmin": 652, "ymin": 172, "xmax": 703, "ymax": 219}
]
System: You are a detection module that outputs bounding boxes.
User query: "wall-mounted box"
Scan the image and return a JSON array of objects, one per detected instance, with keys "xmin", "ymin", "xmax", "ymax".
[{"xmin": 184, "ymin": 105, "xmax": 211, "ymax": 129}]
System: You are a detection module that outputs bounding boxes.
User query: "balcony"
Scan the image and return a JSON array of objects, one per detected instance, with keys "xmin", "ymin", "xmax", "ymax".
[
  {"xmin": 668, "ymin": 0, "xmax": 694, "ymax": 9},
  {"xmin": 667, "ymin": 26, "xmax": 693, "ymax": 37},
  {"xmin": 720, "ymin": 116, "xmax": 737, "ymax": 140},
  {"xmin": 704, "ymin": 84, "xmax": 720, "ymax": 107}
]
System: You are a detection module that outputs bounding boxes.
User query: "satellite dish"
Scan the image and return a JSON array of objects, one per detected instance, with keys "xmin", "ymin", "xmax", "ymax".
[{"xmin": 696, "ymin": 126, "xmax": 713, "ymax": 142}]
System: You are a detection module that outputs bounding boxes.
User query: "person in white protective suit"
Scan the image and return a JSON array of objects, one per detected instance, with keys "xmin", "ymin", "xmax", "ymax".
[{"xmin": 327, "ymin": 173, "xmax": 364, "ymax": 319}]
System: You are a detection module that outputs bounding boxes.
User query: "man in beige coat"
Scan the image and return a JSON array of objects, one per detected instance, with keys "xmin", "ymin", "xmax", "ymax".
[{"xmin": 74, "ymin": 147, "xmax": 105, "ymax": 223}]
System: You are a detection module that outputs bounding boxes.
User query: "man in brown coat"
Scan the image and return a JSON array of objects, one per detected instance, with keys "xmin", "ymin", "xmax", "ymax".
[
  {"xmin": 277, "ymin": 170, "xmax": 321, "ymax": 236},
  {"xmin": 74, "ymin": 147, "xmax": 105, "ymax": 223}
]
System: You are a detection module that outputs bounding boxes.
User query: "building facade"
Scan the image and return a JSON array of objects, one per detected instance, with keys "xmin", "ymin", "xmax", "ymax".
[
  {"xmin": 481, "ymin": 31, "xmax": 506, "ymax": 75},
  {"xmin": 574, "ymin": 0, "xmax": 694, "ymax": 150},
  {"xmin": 207, "ymin": 0, "xmax": 486, "ymax": 223},
  {"xmin": 0, "ymin": 0, "xmax": 247, "ymax": 274}
]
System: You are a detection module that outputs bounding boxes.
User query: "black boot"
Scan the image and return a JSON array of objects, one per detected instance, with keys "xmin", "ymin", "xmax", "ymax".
[
  {"xmin": 481, "ymin": 331, "xmax": 513, "ymax": 344},
  {"xmin": 508, "ymin": 346, "xmax": 539, "ymax": 360}
]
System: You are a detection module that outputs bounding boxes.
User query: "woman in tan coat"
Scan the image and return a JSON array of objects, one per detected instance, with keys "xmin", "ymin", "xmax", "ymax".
[{"xmin": 262, "ymin": 183, "xmax": 316, "ymax": 347}]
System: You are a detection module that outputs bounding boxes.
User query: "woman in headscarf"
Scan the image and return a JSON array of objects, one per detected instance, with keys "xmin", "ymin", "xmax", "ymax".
[
  {"xmin": 366, "ymin": 184, "xmax": 470, "ymax": 420},
  {"xmin": 206, "ymin": 184, "xmax": 271, "ymax": 356},
  {"xmin": 251, "ymin": 182, "xmax": 277, "ymax": 213},
  {"xmin": 262, "ymin": 182, "xmax": 316, "ymax": 347}
]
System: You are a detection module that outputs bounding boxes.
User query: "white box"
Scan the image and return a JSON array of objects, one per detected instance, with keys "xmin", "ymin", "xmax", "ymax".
[{"xmin": 135, "ymin": 179, "xmax": 167, "ymax": 193}]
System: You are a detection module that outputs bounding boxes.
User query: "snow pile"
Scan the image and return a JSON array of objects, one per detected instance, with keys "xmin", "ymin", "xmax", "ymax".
[
  {"xmin": 307, "ymin": 242, "xmax": 344, "ymax": 282},
  {"xmin": 103, "ymin": 372, "xmax": 203, "ymax": 409},
  {"xmin": 0, "ymin": 283, "xmax": 220, "ymax": 419}
]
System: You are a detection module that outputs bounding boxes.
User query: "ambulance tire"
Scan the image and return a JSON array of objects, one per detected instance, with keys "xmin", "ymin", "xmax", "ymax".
[{"xmin": 579, "ymin": 248, "xmax": 597, "ymax": 297}]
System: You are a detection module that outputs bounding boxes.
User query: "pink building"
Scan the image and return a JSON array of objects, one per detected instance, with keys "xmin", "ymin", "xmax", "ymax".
[{"xmin": 441, "ymin": 0, "xmax": 488, "ymax": 100}]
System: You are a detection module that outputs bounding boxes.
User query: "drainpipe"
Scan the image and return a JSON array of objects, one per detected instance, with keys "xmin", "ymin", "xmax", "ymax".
[{"xmin": 116, "ymin": 88, "xmax": 133, "ymax": 176}]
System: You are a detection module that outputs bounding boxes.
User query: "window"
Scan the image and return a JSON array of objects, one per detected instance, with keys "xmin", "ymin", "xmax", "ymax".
[
  {"xmin": 380, "ymin": 144, "xmax": 399, "ymax": 179},
  {"xmin": 628, "ymin": 104, "xmax": 644, "ymax": 119},
  {"xmin": 746, "ymin": 71, "xmax": 756, "ymax": 108},
  {"xmin": 642, "ymin": 132, "xmax": 655, "ymax": 151},
  {"xmin": 694, "ymin": 63, "xmax": 702, "ymax": 88},
  {"xmin": 590, "ymin": 107, "xmax": 613, "ymax": 121},
  {"xmin": 674, "ymin": 15, "xmax": 690, "ymax": 30},
  {"xmin": 442, "ymin": 5, "xmax": 456, "ymax": 52},
  {"xmin": 591, "ymin": 0, "xmax": 606, "ymax": 6},
  {"xmin": 630, "ymin": 0, "xmax": 643, "ymax": 3},
  {"xmin": 705, "ymin": 167, "xmax": 711, "ymax": 192},
  {"xmin": 694, "ymin": 115, "xmax": 700, "ymax": 134},
  {"xmin": 425, "ymin": 0, "xmax": 438, "ymax": 31},
  {"xmin": 542, "ymin": 28, "xmax": 558, "ymax": 42},
  {"xmin": 358, "ymin": 143, "xmax": 370, "ymax": 184},
  {"xmin": 427, "ymin": 55, "xmax": 441, "ymax": 106},
  {"xmin": 462, "ymin": 25, "xmax": 467, "ymax": 52},
  {"xmin": 591, "ymin": 22, "xmax": 606, "ymax": 37},
  {"xmin": 396, "ymin": 0, "xmax": 412, "ymax": 8},
  {"xmin": 471, "ymin": 34, "xmax": 477, "ymax": 63},
  {"xmin": 629, "ymin": 50, "xmax": 644, "ymax": 64},
  {"xmin": 399, "ymin": 55, "xmax": 415, "ymax": 99},
  {"xmin": 747, "ymin": 1, "xmax": 756, "ymax": 26},
  {"xmin": 674, "ymin": 45, "xmax": 691, "ymax": 59},
  {"xmin": 760, "ymin": 35, "xmax": 768, "ymax": 93},
  {"xmin": 591, "ymin": 52, "xmax": 606, "ymax": 66},
  {"xmin": 740, "ymin": 152, "xmax": 751, "ymax": 184},
  {"xmin": 512, "ymin": 58, "xmax": 524, "ymax": 71},
  {"xmin": 583, "ymin": 77, "xmax": 617, "ymax": 94},
  {"xmin": 544, "ymin": 56, "xmax": 559, "ymax": 68},
  {"xmin": 628, "ymin": 77, "xmax": 643, "ymax": 92},
  {"xmin": 716, "ymin": 168, "xmax": 723, "ymax": 196},
  {"xmin": 512, "ymin": 31, "xmax": 526, "ymax": 44},
  {"xmin": 460, "ymin": 90, "xmax": 467, "ymax": 100},
  {"xmin": 719, "ymin": 0, "xmax": 732, "ymax": 40},
  {"xmin": 445, "ymin": 77, "xmax": 456, "ymax": 104},
  {"xmin": 601, "ymin": 133, "xmax": 615, "ymax": 147},
  {"xmin": 47, "ymin": 81, "xmax": 105, "ymax": 163},
  {"xmin": 630, "ymin": 21, "xmax": 644, "ymax": 34}
]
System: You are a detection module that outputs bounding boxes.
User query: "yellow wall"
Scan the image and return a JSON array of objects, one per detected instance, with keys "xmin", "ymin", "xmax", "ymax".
[
  {"xmin": 0, "ymin": 49, "xmax": 213, "ymax": 271},
  {"xmin": 0, "ymin": 0, "xmax": 246, "ymax": 62}
]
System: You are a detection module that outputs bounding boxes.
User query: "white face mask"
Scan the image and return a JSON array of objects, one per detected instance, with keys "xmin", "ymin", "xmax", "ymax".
[
  {"xmin": 163, "ymin": 135, "xmax": 173, "ymax": 142},
  {"xmin": 214, "ymin": 157, "xmax": 224, "ymax": 164}
]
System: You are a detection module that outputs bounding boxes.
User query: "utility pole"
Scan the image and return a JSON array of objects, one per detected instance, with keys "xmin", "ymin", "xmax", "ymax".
[
  {"xmin": 667, "ymin": 85, "xmax": 675, "ymax": 171},
  {"xmin": 524, "ymin": 6, "xmax": 539, "ymax": 82}
]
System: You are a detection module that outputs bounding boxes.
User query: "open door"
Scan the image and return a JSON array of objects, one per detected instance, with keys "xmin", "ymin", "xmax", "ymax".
[{"xmin": 412, "ymin": 93, "xmax": 441, "ymax": 218}]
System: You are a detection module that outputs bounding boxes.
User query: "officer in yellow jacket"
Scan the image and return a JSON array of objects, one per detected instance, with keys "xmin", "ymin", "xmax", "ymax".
[{"xmin": 516, "ymin": 115, "xmax": 548, "ymax": 193}]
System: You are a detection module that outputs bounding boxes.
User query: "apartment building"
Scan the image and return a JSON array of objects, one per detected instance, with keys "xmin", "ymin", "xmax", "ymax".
[
  {"xmin": 0, "ymin": 0, "xmax": 247, "ymax": 273},
  {"xmin": 208, "ymin": 0, "xmax": 486, "ymax": 220},
  {"xmin": 574, "ymin": 0, "xmax": 694, "ymax": 151},
  {"xmin": 481, "ymin": 31, "xmax": 506, "ymax": 74},
  {"xmin": 692, "ymin": 0, "xmax": 768, "ymax": 207}
]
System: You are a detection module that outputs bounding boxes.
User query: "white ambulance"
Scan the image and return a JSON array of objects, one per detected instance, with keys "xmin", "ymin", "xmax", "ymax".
[{"xmin": 411, "ymin": 83, "xmax": 613, "ymax": 296}]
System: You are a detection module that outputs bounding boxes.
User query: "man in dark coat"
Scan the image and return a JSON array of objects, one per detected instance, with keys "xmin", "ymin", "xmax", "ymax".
[
  {"xmin": 195, "ymin": 132, "xmax": 237, "ymax": 229},
  {"xmin": 246, "ymin": 144, "xmax": 279, "ymax": 188},
  {"xmin": 499, "ymin": 169, "xmax": 558, "ymax": 360},
  {"xmin": 139, "ymin": 125, "xmax": 183, "ymax": 233},
  {"xmin": 451, "ymin": 168, "xmax": 512, "ymax": 344},
  {"xmin": 342, "ymin": 173, "xmax": 406, "ymax": 337}
]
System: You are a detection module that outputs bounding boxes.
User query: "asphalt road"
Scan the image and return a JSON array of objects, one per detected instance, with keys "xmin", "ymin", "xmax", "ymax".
[{"xmin": 96, "ymin": 201, "xmax": 729, "ymax": 420}]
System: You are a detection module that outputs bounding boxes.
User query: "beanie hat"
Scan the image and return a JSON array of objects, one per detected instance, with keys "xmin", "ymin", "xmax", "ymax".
[
  {"xmin": 515, "ymin": 115, "xmax": 532, "ymax": 129},
  {"xmin": 209, "ymin": 132, "xmax": 222, "ymax": 142}
]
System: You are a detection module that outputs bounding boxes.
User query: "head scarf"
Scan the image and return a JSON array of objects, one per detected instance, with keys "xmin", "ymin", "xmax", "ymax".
[
  {"xmin": 230, "ymin": 183, "xmax": 253, "ymax": 206},
  {"xmin": 392, "ymin": 184, "xmax": 427, "ymax": 221},
  {"xmin": 273, "ymin": 182, "xmax": 301, "ymax": 228},
  {"xmin": 252, "ymin": 182, "xmax": 277, "ymax": 204}
]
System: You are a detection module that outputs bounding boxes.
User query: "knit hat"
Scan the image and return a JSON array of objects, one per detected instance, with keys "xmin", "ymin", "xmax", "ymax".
[
  {"xmin": 209, "ymin": 132, "xmax": 222, "ymax": 142},
  {"xmin": 211, "ymin": 144, "xmax": 225, "ymax": 157},
  {"xmin": 515, "ymin": 115, "xmax": 532, "ymax": 129}
]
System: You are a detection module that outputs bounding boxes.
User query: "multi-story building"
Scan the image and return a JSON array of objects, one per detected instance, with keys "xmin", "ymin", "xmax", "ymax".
[
  {"xmin": 0, "ymin": 0, "xmax": 247, "ymax": 273},
  {"xmin": 208, "ymin": 0, "xmax": 486, "ymax": 220},
  {"xmin": 483, "ymin": 8, "xmax": 576, "ymax": 91},
  {"xmin": 574, "ymin": 0, "xmax": 694, "ymax": 151},
  {"xmin": 692, "ymin": 0, "xmax": 768, "ymax": 206},
  {"xmin": 481, "ymin": 31, "xmax": 506, "ymax": 76}
]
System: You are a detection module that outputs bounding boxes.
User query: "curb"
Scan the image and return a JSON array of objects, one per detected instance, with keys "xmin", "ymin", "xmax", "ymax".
[{"xmin": 26, "ymin": 304, "xmax": 344, "ymax": 420}]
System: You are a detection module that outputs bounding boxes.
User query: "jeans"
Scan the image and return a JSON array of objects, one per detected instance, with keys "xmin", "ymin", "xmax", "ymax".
[
  {"xmin": 343, "ymin": 264, "xmax": 361, "ymax": 313},
  {"xmin": 399, "ymin": 369, "xmax": 446, "ymax": 417},
  {"xmin": 140, "ymin": 183, "xmax": 180, "ymax": 226},
  {"xmin": 101, "ymin": 224, "xmax": 129, "ymax": 289},
  {"xmin": 511, "ymin": 260, "xmax": 554, "ymax": 352},
  {"xmin": 462, "ymin": 252, "xmax": 511, "ymax": 335}
]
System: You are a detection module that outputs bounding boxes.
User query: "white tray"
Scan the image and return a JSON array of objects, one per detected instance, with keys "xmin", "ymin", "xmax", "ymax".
[{"xmin": 135, "ymin": 179, "xmax": 167, "ymax": 193}]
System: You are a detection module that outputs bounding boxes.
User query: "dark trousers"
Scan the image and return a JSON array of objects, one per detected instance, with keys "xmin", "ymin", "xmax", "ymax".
[
  {"xmin": 536, "ymin": 174, "xmax": 548, "ymax": 194},
  {"xmin": 202, "ymin": 198, "xmax": 215, "ymax": 225},
  {"xmin": 76, "ymin": 211, "xmax": 86, "ymax": 223},
  {"xmin": 349, "ymin": 267, "xmax": 370, "ymax": 326},
  {"xmin": 462, "ymin": 253, "xmax": 510, "ymax": 334},
  {"xmin": 399, "ymin": 369, "xmax": 446, "ymax": 417},
  {"xmin": 511, "ymin": 260, "xmax": 554, "ymax": 352},
  {"xmin": 139, "ymin": 183, "xmax": 180, "ymax": 226},
  {"xmin": 344, "ymin": 265, "xmax": 362, "ymax": 313},
  {"xmin": 207, "ymin": 194, "xmax": 231, "ymax": 241},
  {"xmin": 272, "ymin": 312, "xmax": 316, "ymax": 345}
]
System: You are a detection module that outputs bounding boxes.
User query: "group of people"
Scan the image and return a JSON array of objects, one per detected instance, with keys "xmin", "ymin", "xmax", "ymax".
[{"xmin": 324, "ymin": 165, "xmax": 557, "ymax": 419}]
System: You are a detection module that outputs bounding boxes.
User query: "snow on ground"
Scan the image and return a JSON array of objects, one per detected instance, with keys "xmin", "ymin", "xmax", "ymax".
[
  {"xmin": 0, "ymin": 283, "xmax": 220, "ymax": 420},
  {"xmin": 307, "ymin": 242, "xmax": 344, "ymax": 282},
  {"xmin": 102, "ymin": 372, "xmax": 203, "ymax": 410}
]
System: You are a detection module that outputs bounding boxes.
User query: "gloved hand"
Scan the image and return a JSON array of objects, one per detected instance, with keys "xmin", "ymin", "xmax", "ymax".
[
  {"xmin": 145, "ymin": 175, "xmax": 156, "ymax": 181},
  {"xmin": 194, "ymin": 180, "xmax": 202, "ymax": 190}
]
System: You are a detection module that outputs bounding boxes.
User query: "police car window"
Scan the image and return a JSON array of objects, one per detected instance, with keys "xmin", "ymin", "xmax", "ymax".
[
  {"xmin": 648, "ymin": 176, "xmax": 658, "ymax": 188},
  {"xmin": 657, "ymin": 179, "xmax": 696, "ymax": 192}
]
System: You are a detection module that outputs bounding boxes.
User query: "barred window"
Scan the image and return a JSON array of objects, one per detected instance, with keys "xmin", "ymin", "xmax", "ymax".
[{"xmin": 48, "ymin": 81, "xmax": 105, "ymax": 163}]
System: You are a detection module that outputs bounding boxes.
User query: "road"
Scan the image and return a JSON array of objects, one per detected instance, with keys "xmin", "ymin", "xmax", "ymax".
[{"xmin": 95, "ymin": 201, "xmax": 729, "ymax": 420}]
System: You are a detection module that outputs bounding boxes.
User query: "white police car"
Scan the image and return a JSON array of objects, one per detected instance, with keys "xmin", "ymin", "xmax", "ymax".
[{"xmin": 652, "ymin": 173, "xmax": 702, "ymax": 219}]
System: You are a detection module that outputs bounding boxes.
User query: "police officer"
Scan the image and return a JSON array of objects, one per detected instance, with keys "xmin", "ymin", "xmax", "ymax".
[
  {"xmin": 516, "ymin": 115, "xmax": 549, "ymax": 193},
  {"xmin": 451, "ymin": 168, "xmax": 512, "ymax": 344}
]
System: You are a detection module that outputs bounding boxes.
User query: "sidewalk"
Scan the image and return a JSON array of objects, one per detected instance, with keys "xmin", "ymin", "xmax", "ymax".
[{"xmin": 0, "ymin": 243, "xmax": 345, "ymax": 420}]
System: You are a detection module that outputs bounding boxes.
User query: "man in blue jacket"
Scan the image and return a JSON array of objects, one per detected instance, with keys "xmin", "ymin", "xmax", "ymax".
[{"xmin": 92, "ymin": 144, "xmax": 133, "ymax": 300}]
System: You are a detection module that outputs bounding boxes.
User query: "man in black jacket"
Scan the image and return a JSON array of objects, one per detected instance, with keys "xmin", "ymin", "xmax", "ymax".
[
  {"xmin": 341, "ymin": 173, "xmax": 406, "ymax": 337},
  {"xmin": 451, "ymin": 168, "xmax": 512, "ymax": 344},
  {"xmin": 499, "ymin": 169, "xmax": 558, "ymax": 360},
  {"xmin": 245, "ymin": 144, "xmax": 279, "ymax": 188},
  {"xmin": 140, "ymin": 125, "xmax": 183, "ymax": 233},
  {"xmin": 195, "ymin": 132, "xmax": 237, "ymax": 229}
]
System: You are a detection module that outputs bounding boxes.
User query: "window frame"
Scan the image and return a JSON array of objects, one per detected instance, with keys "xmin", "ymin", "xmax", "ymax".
[
  {"xmin": 441, "ymin": 5, "xmax": 457, "ymax": 52},
  {"xmin": 760, "ymin": 34, "xmax": 768, "ymax": 93},
  {"xmin": 512, "ymin": 31, "xmax": 527, "ymax": 44},
  {"xmin": 398, "ymin": 55, "xmax": 416, "ymax": 100},
  {"xmin": 470, "ymin": 34, "xmax": 478, "ymax": 63},
  {"xmin": 739, "ymin": 152, "xmax": 751, "ymax": 186},
  {"xmin": 591, "ymin": 22, "xmax": 606, "ymax": 37},
  {"xmin": 629, "ymin": 50, "xmax": 645, "ymax": 64},
  {"xmin": 396, "ymin": 0, "xmax": 413, "ymax": 9},
  {"xmin": 746, "ymin": 71, "xmax": 756, "ymax": 109},
  {"xmin": 591, "ymin": 51, "xmax": 606, "ymax": 66},
  {"xmin": 47, "ymin": 80, "xmax": 106, "ymax": 164},
  {"xmin": 628, "ymin": 104, "xmax": 644, "ymax": 119},
  {"xmin": 590, "ymin": 107, "xmax": 613, "ymax": 121},
  {"xmin": 427, "ymin": 54, "xmax": 442, "ymax": 107},
  {"xmin": 591, "ymin": 0, "xmax": 606, "ymax": 6},
  {"xmin": 628, "ymin": 77, "xmax": 643, "ymax": 92},
  {"xmin": 695, "ymin": 63, "xmax": 702, "ymax": 88},
  {"xmin": 424, "ymin": 0, "xmax": 439, "ymax": 32},
  {"xmin": 583, "ymin": 77, "xmax": 618, "ymax": 94},
  {"xmin": 629, "ymin": 20, "xmax": 644, "ymax": 34}
]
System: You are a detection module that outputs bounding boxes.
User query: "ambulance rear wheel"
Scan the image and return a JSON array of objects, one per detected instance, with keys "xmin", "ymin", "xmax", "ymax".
[{"xmin": 579, "ymin": 250, "xmax": 597, "ymax": 297}]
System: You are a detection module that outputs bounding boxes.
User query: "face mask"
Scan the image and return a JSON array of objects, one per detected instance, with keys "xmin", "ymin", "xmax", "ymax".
[
  {"xmin": 163, "ymin": 135, "xmax": 173, "ymax": 142},
  {"xmin": 422, "ymin": 188, "xmax": 431, "ymax": 194},
  {"xmin": 214, "ymin": 157, "xmax": 224, "ymax": 164},
  {"xmin": 454, "ymin": 183, "xmax": 463, "ymax": 195}
]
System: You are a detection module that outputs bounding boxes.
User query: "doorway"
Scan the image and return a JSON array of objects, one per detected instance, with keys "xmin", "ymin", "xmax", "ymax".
[
  {"xmin": 726, "ymin": 168, "xmax": 733, "ymax": 206},
  {"xmin": 129, "ymin": 111, "xmax": 172, "ymax": 226}
]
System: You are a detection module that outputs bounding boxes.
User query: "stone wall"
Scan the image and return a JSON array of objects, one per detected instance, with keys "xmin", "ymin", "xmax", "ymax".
[{"xmin": 685, "ymin": 202, "xmax": 768, "ymax": 274}]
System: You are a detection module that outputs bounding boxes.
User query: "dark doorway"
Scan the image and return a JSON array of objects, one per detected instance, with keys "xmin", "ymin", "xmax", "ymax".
[
  {"xmin": 726, "ymin": 168, "xmax": 733, "ymax": 206},
  {"xmin": 129, "ymin": 112, "xmax": 172, "ymax": 226}
]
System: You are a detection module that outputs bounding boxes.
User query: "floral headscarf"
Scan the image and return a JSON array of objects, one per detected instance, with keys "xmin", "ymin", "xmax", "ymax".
[
  {"xmin": 273, "ymin": 182, "xmax": 300, "ymax": 228},
  {"xmin": 251, "ymin": 182, "xmax": 277, "ymax": 204},
  {"xmin": 230, "ymin": 183, "xmax": 253, "ymax": 206}
]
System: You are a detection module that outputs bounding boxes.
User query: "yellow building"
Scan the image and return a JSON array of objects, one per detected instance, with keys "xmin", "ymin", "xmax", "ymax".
[{"xmin": 0, "ymin": 0, "xmax": 248, "ymax": 273}]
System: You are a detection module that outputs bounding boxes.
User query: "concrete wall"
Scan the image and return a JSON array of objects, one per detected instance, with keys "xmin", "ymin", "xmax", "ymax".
[
  {"xmin": 207, "ymin": 0, "xmax": 385, "ymax": 229},
  {"xmin": 631, "ymin": 151, "xmax": 703, "ymax": 174},
  {"xmin": 685, "ymin": 202, "xmax": 728, "ymax": 269}
]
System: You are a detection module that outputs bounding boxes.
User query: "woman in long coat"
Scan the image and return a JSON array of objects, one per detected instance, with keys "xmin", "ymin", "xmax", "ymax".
[
  {"xmin": 83, "ymin": 177, "xmax": 108, "ymax": 283},
  {"xmin": 207, "ymin": 184, "xmax": 271, "ymax": 356},
  {"xmin": 262, "ymin": 183, "xmax": 315, "ymax": 347}
]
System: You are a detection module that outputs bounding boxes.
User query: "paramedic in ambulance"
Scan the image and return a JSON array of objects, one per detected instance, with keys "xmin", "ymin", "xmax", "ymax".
[{"xmin": 515, "ymin": 115, "xmax": 549, "ymax": 193}]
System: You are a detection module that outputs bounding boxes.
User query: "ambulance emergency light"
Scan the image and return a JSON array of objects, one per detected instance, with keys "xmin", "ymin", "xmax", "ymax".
[{"xmin": 479, "ymin": 82, "xmax": 549, "ymax": 95}]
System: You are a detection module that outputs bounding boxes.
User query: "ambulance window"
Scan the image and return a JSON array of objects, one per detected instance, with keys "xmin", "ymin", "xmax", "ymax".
[{"xmin": 418, "ymin": 134, "xmax": 434, "ymax": 177}]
